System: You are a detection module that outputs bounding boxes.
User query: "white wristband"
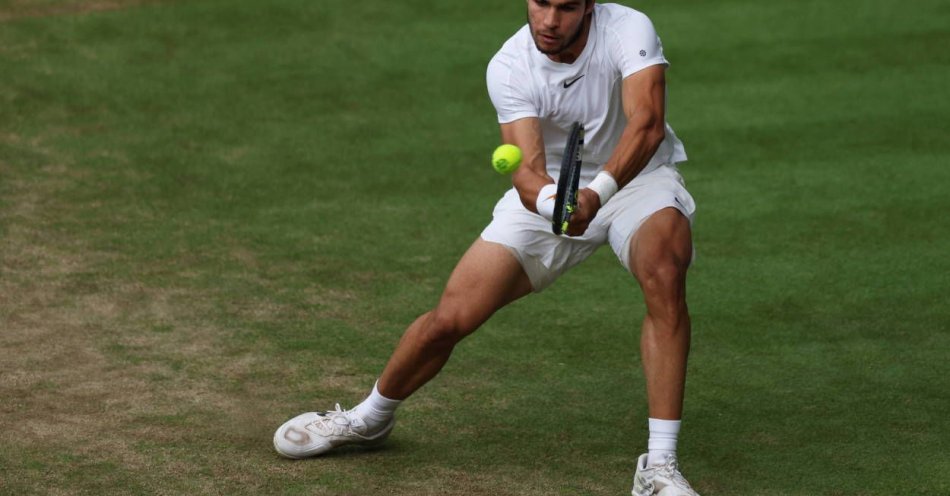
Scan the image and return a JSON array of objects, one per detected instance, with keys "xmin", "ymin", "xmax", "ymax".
[
  {"xmin": 587, "ymin": 171, "xmax": 618, "ymax": 206},
  {"xmin": 536, "ymin": 184, "xmax": 557, "ymax": 221}
]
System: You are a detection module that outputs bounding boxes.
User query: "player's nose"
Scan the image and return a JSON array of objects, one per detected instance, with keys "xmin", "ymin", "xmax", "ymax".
[{"xmin": 542, "ymin": 9, "xmax": 559, "ymax": 29}]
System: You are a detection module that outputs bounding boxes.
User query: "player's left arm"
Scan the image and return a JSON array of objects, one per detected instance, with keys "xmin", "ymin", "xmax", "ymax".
[
  {"xmin": 567, "ymin": 66, "xmax": 667, "ymax": 235},
  {"xmin": 600, "ymin": 64, "xmax": 668, "ymax": 187}
]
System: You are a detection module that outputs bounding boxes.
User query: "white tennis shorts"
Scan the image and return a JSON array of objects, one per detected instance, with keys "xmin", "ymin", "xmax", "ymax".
[{"xmin": 480, "ymin": 164, "xmax": 696, "ymax": 291}]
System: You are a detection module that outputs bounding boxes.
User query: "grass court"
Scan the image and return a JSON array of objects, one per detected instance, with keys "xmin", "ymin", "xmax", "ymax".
[{"xmin": 1, "ymin": 0, "xmax": 948, "ymax": 494}]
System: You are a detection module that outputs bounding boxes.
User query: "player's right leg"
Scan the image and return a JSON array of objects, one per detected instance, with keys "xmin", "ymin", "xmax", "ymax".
[
  {"xmin": 375, "ymin": 238, "xmax": 534, "ymax": 399},
  {"xmin": 273, "ymin": 238, "xmax": 533, "ymax": 459}
]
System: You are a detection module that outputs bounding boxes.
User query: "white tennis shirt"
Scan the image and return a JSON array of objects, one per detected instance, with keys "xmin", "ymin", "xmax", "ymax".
[{"xmin": 486, "ymin": 3, "xmax": 687, "ymax": 183}]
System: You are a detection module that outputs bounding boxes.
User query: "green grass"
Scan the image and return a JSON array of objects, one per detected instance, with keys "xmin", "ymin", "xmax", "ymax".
[{"xmin": 2, "ymin": 0, "xmax": 949, "ymax": 494}]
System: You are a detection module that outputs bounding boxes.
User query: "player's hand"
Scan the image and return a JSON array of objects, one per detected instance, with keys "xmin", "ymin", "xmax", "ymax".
[{"xmin": 565, "ymin": 188, "xmax": 602, "ymax": 236}]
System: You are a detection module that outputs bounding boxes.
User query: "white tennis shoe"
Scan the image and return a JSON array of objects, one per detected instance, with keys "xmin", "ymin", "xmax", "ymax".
[
  {"xmin": 273, "ymin": 404, "xmax": 395, "ymax": 459},
  {"xmin": 631, "ymin": 453, "xmax": 700, "ymax": 496}
]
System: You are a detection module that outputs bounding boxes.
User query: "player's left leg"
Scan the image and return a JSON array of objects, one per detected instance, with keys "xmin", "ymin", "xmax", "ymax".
[
  {"xmin": 628, "ymin": 207, "xmax": 699, "ymax": 496},
  {"xmin": 629, "ymin": 207, "xmax": 692, "ymax": 422}
]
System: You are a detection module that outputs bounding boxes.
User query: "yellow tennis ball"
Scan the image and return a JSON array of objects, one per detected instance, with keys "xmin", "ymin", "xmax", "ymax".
[{"xmin": 491, "ymin": 144, "xmax": 522, "ymax": 174}]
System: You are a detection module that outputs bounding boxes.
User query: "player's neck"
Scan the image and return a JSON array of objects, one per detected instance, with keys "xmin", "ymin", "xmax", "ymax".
[{"xmin": 546, "ymin": 13, "xmax": 593, "ymax": 64}]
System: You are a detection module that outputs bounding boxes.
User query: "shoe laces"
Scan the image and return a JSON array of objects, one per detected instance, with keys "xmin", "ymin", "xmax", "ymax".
[
  {"xmin": 631, "ymin": 477, "xmax": 654, "ymax": 496},
  {"xmin": 632, "ymin": 461, "xmax": 654, "ymax": 496},
  {"xmin": 309, "ymin": 404, "xmax": 367, "ymax": 436},
  {"xmin": 657, "ymin": 455, "xmax": 694, "ymax": 490}
]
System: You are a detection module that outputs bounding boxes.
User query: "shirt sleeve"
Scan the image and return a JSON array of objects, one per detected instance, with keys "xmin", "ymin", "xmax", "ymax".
[
  {"xmin": 486, "ymin": 51, "xmax": 538, "ymax": 124},
  {"xmin": 605, "ymin": 11, "xmax": 669, "ymax": 79}
]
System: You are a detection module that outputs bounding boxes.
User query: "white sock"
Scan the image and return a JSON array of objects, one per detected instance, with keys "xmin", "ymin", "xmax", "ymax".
[
  {"xmin": 352, "ymin": 381, "xmax": 402, "ymax": 431},
  {"xmin": 647, "ymin": 418, "xmax": 681, "ymax": 466}
]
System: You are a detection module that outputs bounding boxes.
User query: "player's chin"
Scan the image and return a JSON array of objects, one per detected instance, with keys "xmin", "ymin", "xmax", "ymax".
[{"xmin": 534, "ymin": 35, "xmax": 562, "ymax": 54}]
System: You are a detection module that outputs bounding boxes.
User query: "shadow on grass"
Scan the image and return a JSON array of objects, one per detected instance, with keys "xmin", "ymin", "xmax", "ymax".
[{"xmin": 269, "ymin": 438, "xmax": 407, "ymax": 462}]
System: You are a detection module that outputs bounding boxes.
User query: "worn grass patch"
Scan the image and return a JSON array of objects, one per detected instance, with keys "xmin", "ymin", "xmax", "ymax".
[
  {"xmin": 0, "ymin": 0, "xmax": 167, "ymax": 22},
  {"xmin": 1, "ymin": 0, "xmax": 949, "ymax": 494}
]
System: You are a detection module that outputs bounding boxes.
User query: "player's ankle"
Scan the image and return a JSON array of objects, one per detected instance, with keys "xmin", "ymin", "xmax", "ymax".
[
  {"xmin": 353, "ymin": 381, "xmax": 402, "ymax": 431},
  {"xmin": 647, "ymin": 450, "xmax": 674, "ymax": 466},
  {"xmin": 647, "ymin": 418, "xmax": 681, "ymax": 465}
]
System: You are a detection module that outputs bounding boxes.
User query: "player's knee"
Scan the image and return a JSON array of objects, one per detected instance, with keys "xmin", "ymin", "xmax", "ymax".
[
  {"xmin": 638, "ymin": 261, "xmax": 687, "ymax": 320},
  {"xmin": 422, "ymin": 307, "xmax": 476, "ymax": 348},
  {"xmin": 639, "ymin": 261, "xmax": 684, "ymax": 295}
]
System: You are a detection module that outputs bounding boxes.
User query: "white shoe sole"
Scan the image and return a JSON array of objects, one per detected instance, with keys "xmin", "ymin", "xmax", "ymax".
[{"xmin": 273, "ymin": 417, "xmax": 395, "ymax": 459}]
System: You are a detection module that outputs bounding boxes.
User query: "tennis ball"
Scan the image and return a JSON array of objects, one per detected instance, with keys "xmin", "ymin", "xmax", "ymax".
[{"xmin": 492, "ymin": 144, "xmax": 522, "ymax": 174}]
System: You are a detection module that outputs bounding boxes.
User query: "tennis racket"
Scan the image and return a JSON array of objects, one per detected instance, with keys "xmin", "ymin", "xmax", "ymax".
[{"xmin": 552, "ymin": 121, "xmax": 585, "ymax": 235}]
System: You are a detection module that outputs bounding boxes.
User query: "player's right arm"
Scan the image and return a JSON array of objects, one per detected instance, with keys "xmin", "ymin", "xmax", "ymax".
[
  {"xmin": 500, "ymin": 118, "xmax": 553, "ymax": 214},
  {"xmin": 487, "ymin": 44, "xmax": 553, "ymax": 215}
]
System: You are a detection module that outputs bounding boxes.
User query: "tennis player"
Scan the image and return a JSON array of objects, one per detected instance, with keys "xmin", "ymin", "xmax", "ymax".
[{"xmin": 275, "ymin": 1, "xmax": 699, "ymax": 494}]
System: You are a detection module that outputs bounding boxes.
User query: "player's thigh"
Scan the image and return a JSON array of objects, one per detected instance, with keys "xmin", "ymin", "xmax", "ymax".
[
  {"xmin": 604, "ymin": 165, "xmax": 696, "ymax": 273},
  {"xmin": 436, "ymin": 238, "xmax": 533, "ymax": 331},
  {"xmin": 627, "ymin": 207, "xmax": 693, "ymax": 283}
]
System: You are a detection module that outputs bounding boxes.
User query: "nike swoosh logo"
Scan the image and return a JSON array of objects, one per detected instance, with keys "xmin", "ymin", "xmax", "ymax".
[{"xmin": 562, "ymin": 74, "xmax": 584, "ymax": 88}]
